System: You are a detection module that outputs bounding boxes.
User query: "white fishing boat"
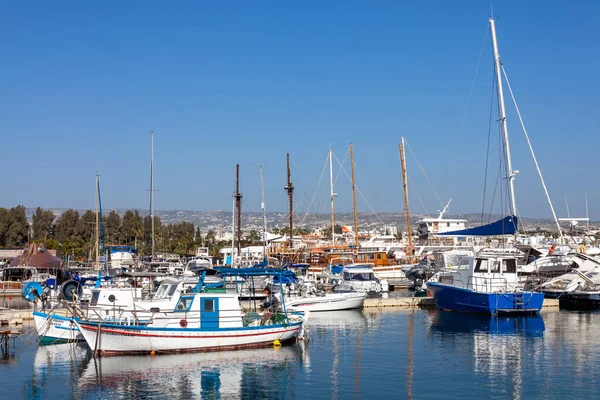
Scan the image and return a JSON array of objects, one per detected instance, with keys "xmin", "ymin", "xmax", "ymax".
[
  {"xmin": 284, "ymin": 291, "xmax": 366, "ymax": 312},
  {"xmin": 75, "ymin": 269, "xmax": 308, "ymax": 356}
]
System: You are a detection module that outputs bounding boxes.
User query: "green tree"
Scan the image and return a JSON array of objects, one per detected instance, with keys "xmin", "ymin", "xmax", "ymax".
[
  {"xmin": 32, "ymin": 207, "xmax": 55, "ymax": 241},
  {"xmin": 54, "ymin": 209, "xmax": 80, "ymax": 243},
  {"xmin": 121, "ymin": 210, "xmax": 143, "ymax": 245},
  {"xmin": 104, "ymin": 210, "xmax": 121, "ymax": 244},
  {"xmin": 6, "ymin": 205, "xmax": 29, "ymax": 247},
  {"xmin": 0, "ymin": 208, "xmax": 9, "ymax": 247}
]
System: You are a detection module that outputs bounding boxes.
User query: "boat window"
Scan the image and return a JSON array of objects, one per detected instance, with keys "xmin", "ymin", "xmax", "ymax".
[
  {"xmin": 175, "ymin": 296, "xmax": 194, "ymax": 312},
  {"xmin": 489, "ymin": 261, "xmax": 501, "ymax": 273},
  {"xmin": 377, "ymin": 254, "xmax": 382, "ymax": 259},
  {"xmin": 204, "ymin": 299, "xmax": 215, "ymax": 312},
  {"xmin": 350, "ymin": 273, "xmax": 375, "ymax": 281},
  {"xmin": 155, "ymin": 285, "xmax": 168, "ymax": 298},
  {"xmin": 168, "ymin": 285, "xmax": 178, "ymax": 296},
  {"xmin": 474, "ymin": 259, "xmax": 488, "ymax": 273},
  {"xmin": 90, "ymin": 291, "xmax": 100, "ymax": 306},
  {"xmin": 458, "ymin": 259, "xmax": 470, "ymax": 270},
  {"xmin": 502, "ymin": 259, "xmax": 517, "ymax": 273}
]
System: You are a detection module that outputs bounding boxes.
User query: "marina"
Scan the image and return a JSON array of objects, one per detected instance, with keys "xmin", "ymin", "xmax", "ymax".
[{"xmin": 0, "ymin": 2, "xmax": 598, "ymax": 399}]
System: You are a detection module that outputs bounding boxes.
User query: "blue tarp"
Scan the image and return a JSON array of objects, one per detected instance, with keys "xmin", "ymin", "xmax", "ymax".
[{"xmin": 437, "ymin": 215, "xmax": 518, "ymax": 237}]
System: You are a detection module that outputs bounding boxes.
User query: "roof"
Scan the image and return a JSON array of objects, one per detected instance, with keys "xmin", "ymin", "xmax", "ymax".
[{"xmin": 10, "ymin": 243, "xmax": 61, "ymax": 269}]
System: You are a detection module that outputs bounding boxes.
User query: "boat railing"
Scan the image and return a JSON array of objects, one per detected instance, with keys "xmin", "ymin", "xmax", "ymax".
[{"xmin": 467, "ymin": 276, "xmax": 509, "ymax": 293}]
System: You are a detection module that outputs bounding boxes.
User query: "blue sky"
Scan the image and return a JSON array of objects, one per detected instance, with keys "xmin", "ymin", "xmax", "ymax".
[{"xmin": 1, "ymin": 1, "xmax": 598, "ymax": 220}]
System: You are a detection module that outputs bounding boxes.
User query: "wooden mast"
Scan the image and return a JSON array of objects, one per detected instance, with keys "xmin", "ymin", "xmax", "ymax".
[
  {"xmin": 399, "ymin": 138, "xmax": 413, "ymax": 255},
  {"xmin": 350, "ymin": 144, "xmax": 359, "ymax": 253},
  {"xmin": 284, "ymin": 153, "xmax": 294, "ymax": 249},
  {"xmin": 235, "ymin": 164, "xmax": 243, "ymax": 258},
  {"xmin": 150, "ymin": 131, "xmax": 155, "ymax": 262},
  {"xmin": 94, "ymin": 172, "xmax": 100, "ymax": 273}
]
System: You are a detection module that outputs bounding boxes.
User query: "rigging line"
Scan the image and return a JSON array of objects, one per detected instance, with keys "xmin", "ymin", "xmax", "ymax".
[
  {"xmin": 481, "ymin": 68, "xmax": 497, "ymax": 224},
  {"xmin": 404, "ymin": 139, "xmax": 445, "ymax": 208},
  {"xmin": 408, "ymin": 175, "xmax": 430, "ymax": 216},
  {"xmin": 487, "ymin": 162, "xmax": 502, "ymax": 223},
  {"xmin": 299, "ymin": 153, "xmax": 330, "ymax": 225},
  {"xmin": 332, "ymin": 150, "xmax": 349, "ymax": 186},
  {"xmin": 337, "ymin": 164, "xmax": 384, "ymax": 223},
  {"xmin": 449, "ymin": 26, "xmax": 491, "ymax": 194},
  {"xmin": 501, "ymin": 65, "xmax": 564, "ymax": 240}
]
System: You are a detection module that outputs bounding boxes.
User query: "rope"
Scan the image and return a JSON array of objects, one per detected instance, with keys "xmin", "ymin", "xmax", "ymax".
[
  {"xmin": 481, "ymin": 68, "xmax": 497, "ymax": 224},
  {"xmin": 501, "ymin": 65, "xmax": 564, "ymax": 241},
  {"xmin": 404, "ymin": 139, "xmax": 445, "ymax": 209},
  {"xmin": 299, "ymin": 152, "xmax": 330, "ymax": 225}
]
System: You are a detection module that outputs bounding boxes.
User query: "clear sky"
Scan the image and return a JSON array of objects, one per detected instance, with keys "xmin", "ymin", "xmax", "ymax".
[{"xmin": 1, "ymin": 1, "xmax": 598, "ymax": 220}]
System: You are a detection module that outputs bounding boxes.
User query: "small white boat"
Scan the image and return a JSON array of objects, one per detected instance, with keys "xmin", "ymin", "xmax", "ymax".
[
  {"xmin": 33, "ymin": 310, "xmax": 83, "ymax": 344},
  {"xmin": 284, "ymin": 291, "xmax": 366, "ymax": 312},
  {"xmin": 333, "ymin": 264, "xmax": 388, "ymax": 294}
]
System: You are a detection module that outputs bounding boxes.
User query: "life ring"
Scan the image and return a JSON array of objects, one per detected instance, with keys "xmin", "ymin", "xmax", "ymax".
[
  {"xmin": 578, "ymin": 245, "xmax": 587, "ymax": 254},
  {"xmin": 179, "ymin": 319, "xmax": 188, "ymax": 328}
]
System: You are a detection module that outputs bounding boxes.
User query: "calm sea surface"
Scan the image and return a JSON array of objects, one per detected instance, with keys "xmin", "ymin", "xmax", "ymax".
[{"xmin": 1, "ymin": 308, "xmax": 599, "ymax": 399}]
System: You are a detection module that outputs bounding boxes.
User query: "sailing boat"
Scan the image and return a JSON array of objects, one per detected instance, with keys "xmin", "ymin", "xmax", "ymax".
[{"xmin": 426, "ymin": 17, "xmax": 544, "ymax": 315}]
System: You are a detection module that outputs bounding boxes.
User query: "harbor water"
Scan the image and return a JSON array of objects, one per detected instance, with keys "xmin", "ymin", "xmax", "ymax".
[{"xmin": 1, "ymin": 309, "xmax": 599, "ymax": 399}]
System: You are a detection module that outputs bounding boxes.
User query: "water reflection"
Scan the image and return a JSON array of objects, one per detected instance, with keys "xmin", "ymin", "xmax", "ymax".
[
  {"xmin": 77, "ymin": 345, "xmax": 304, "ymax": 399},
  {"xmin": 28, "ymin": 342, "xmax": 90, "ymax": 399},
  {"xmin": 429, "ymin": 311, "xmax": 545, "ymax": 400},
  {"xmin": 430, "ymin": 311, "xmax": 545, "ymax": 336}
]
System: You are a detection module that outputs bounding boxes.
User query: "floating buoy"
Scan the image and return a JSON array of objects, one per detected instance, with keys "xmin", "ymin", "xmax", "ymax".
[
  {"xmin": 150, "ymin": 350, "xmax": 156, "ymax": 357},
  {"xmin": 273, "ymin": 339, "xmax": 281, "ymax": 347}
]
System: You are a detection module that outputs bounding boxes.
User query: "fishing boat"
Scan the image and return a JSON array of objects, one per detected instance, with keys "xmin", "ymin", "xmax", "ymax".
[
  {"xmin": 75, "ymin": 268, "xmax": 308, "ymax": 356},
  {"xmin": 426, "ymin": 17, "xmax": 555, "ymax": 315},
  {"xmin": 428, "ymin": 249, "xmax": 543, "ymax": 314}
]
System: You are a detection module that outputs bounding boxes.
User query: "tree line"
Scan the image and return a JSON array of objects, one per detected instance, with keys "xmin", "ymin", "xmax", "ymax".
[{"xmin": 0, "ymin": 206, "xmax": 205, "ymax": 260}]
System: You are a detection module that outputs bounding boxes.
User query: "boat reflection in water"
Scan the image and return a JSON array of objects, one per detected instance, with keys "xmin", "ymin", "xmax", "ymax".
[
  {"xmin": 78, "ymin": 345, "xmax": 305, "ymax": 399},
  {"xmin": 429, "ymin": 311, "xmax": 545, "ymax": 337},
  {"xmin": 429, "ymin": 311, "xmax": 545, "ymax": 399},
  {"xmin": 28, "ymin": 342, "xmax": 90, "ymax": 398}
]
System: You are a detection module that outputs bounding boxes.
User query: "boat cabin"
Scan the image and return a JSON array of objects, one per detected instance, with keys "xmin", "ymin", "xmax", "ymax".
[{"xmin": 437, "ymin": 251, "xmax": 521, "ymax": 292}]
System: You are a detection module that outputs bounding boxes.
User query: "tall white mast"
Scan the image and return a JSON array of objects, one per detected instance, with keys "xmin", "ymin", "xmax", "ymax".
[
  {"xmin": 489, "ymin": 18, "xmax": 517, "ymax": 216},
  {"xmin": 586, "ymin": 193, "xmax": 590, "ymax": 231},
  {"xmin": 95, "ymin": 172, "xmax": 100, "ymax": 273},
  {"xmin": 150, "ymin": 131, "xmax": 155, "ymax": 261},
  {"xmin": 231, "ymin": 193, "xmax": 236, "ymax": 268},
  {"xmin": 329, "ymin": 149, "xmax": 336, "ymax": 246},
  {"xmin": 260, "ymin": 164, "xmax": 268, "ymax": 260}
]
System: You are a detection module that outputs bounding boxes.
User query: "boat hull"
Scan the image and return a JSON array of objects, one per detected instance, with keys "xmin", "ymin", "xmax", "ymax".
[
  {"xmin": 427, "ymin": 282, "xmax": 543, "ymax": 315},
  {"xmin": 34, "ymin": 311, "xmax": 84, "ymax": 345},
  {"xmin": 559, "ymin": 292, "xmax": 600, "ymax": 310},
  {"xmin": 75, "ymin": 320, "xmax": 304, "ymax": 356},
  {"xmin": 285, "ymin": 292, "xmax": 366, "ymax": 312}
]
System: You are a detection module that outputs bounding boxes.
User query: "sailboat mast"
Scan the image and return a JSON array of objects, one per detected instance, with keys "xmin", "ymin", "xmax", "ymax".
[
  {"xmin": 489, "ymin": 17, "xmax": 517, "ymax": 217},
  {"xmin": 94, "ymin": 172, "xmax": 100, "ymax": 273},
  {"xmin": 329, "ymin": 149, "xmax": 336, "ymax": 246},
  {"xmin": 260, "ymin": 164, "xmax": 268, "ymax": 260},
  {"xmin": 399, "ymin": 138, "xmax": 413, "ymax": 252},
  {"xmin": 350, "ymin": 144, "xmax": 359, "ymax": 251},
  {"xmin": 150, "ymin": 131, "xmax": 155, "ymax": 262},
  {"xmin": 231, "ymin": 194, "xmax": 236, "ymax": 267},
  {"xmin": 285, "ymin": 153, "xmax": 294, "ymax": 249},
  {"xmin": 586, "ymin": 193, "xmax": 590, "ymax": 232},
  {"xmin": 235, "ymin": 164, "xmax": 243, "ymax": 258}
]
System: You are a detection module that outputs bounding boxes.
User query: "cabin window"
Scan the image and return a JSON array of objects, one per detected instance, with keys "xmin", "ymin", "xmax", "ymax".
[
  {"xmin": 474, "ymin": 259, "xmax": 488, "ymax": 273},
  {"xmin": 377, "ymin": 253, "xmax": 382, "ymax": 259},
  {"xmin": 458, "ymin": 259, "xmax": 470, "ymax": 270},
  {"xmin": 503, "ymin": 259, "xmax": 516, "ymax": 273},
  {"xmin": 155, "ymin": 285, "xmax": 168, "ymax": 298},
  {"xmin": 90, "ymin": 291, "xmax": 100, "ymax": 306},
  {"xmin": 350, "ymin": 272, "xmax": 375, "ymax": 281},
  {"xmin": 489, "ymin": 261, "xmax": 501, "ymax": 273},
  {"xmin": 204, "ymin": 299, "xmax": 215, "ymax": 312},
  {"xmin": 168, "ymin": 285, "xmax": 178, "ymax": 296},
  {"xmin": 447, "ymin": 223, "xmax": 450, "ymax": 227},
  {"xmin": 175, "ymin": 296, "xmax": 194, "ymax": 312}
]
